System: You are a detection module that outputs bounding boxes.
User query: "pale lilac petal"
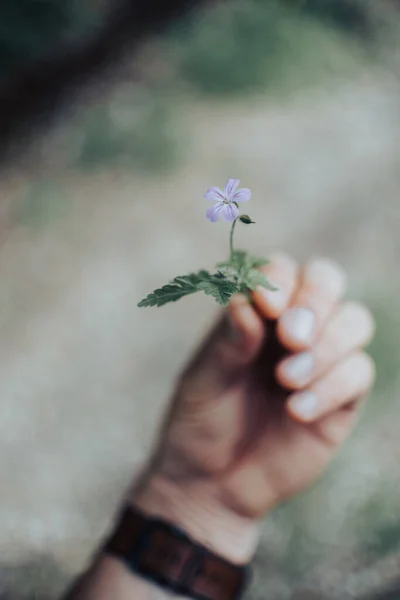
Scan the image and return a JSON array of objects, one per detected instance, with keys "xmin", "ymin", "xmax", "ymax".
[
  {"xmin": 233, "ymin": 188, "xmax": 251, "ymax": 202},
  {"xmin": 204, "ymin": 186, "xmax": 225, "ymax": 202},
  {"xmin": 224, "ymin": 179, "xmax": 240, "ymax": 199},
  {"xmin": 222, "ymin": 202, "xmax": 239, "ymax": 222},
  {"xmin": 206, "ymin": 202, "xmax": 225, "ymax": 222}
]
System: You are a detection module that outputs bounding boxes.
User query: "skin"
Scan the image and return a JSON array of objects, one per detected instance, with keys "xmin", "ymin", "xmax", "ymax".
[{"xmin": 66, "ymin": 254, "xmax": 376, "ymax": 598}]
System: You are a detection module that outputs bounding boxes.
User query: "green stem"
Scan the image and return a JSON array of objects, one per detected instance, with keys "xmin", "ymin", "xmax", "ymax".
[{"xmin": 229, "ymin": 218, "xmax": 238, "ymax": 261}]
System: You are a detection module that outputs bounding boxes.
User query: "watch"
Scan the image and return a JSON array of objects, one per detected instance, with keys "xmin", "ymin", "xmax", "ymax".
[{"xmin": 103, "ymin": 505, "xmax": 250, "ymax": 600}]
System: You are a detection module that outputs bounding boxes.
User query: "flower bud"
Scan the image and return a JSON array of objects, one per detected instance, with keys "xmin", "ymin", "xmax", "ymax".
[{"xmin": 239, "ymin": 215, "xmax": 255, "ymax": 225}]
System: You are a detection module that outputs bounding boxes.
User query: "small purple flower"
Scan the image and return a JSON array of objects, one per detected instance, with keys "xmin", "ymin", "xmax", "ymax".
[{"xmin": 204, "ymin": 179, "xmax": 252, "ymax": 223}]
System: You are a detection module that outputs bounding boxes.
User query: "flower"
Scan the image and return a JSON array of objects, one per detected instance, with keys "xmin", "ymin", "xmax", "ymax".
[{"xmin": 204, "ymin": 178, "xmax": 251, "ymax": 222}]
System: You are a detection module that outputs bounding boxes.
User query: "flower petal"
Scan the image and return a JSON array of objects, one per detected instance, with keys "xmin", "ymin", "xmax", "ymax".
[
  {"xmin": 233, "ymin": 188, "xmax": 252, "ymax": 202},
  {"xmin": 222, "ymin": 202, "xmax": 239, "ymax": 222},
  {"xmin": 206, "ymin": 202, "xmax": 225, "ymax": 222},
  {"xmin": 224, "ymin": 179, "xmax": 240, "ymax": 199},
  {"xmin": 204, "ymin": 186, "xmax": 225, "ymax": 202}
]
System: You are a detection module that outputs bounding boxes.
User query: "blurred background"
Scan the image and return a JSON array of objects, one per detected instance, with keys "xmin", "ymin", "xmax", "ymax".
[{"xmin": 0, "ymin": 0, "xmax": 399, "ymax": 598}]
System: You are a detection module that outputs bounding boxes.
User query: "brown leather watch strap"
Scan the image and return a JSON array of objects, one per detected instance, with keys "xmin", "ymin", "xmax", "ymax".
[{"xmin": 103, "ymin": 505, "xmax": 249, "ymax": 600}]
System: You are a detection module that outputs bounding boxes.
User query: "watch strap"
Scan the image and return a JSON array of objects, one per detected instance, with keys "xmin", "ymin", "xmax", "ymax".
[{"xmin": 103, "ymin": 505, "xmax": 249, "ymax": 600}]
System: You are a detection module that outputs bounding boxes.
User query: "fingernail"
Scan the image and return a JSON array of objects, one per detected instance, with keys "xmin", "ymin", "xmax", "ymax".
[
  {"xmin": 288, "ymin": 391, "xmax": 318, "ymax": 420},
  {"xmin": 281, "ymin": 352, "xmax": 314, "ymax": 385},
  {"xmin": 280, "ymin": 307, "xmax": 315, "ymax": 345}
]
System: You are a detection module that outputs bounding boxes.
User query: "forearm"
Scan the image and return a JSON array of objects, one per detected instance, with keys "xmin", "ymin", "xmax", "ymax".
[
  {"xmin": 63, "ymin": 474, "xmax": 260, "ymax": 600},
  {"xmin": 64, "ymin": 555, "xmax": 186, "ymax": 600}
]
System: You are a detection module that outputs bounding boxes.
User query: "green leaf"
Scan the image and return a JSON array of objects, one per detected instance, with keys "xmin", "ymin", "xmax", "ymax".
[
  {"xmin": 239, "ymin": 286, "xmax": 254, "ymax": 304},
  {"xmin": 244, "ymin": 269, "xmax": 277, "ymax": 292},
  {"xmin": 138, "ymin": 249, "xmax": 273, "ymax": 309},
  {"xmin": 216, "ymin": 249, "xmax": 274, "ymax": 298},
  {"xmin": 138, "ymin": 270, "xmax": 239, "ymax": 307},
  {"xmin": 217, "ymin": 250, "xmax": 246, "ymax": 270},
  {"xmin": 138, "ymin": 272, "xmax": 209, "ymax": 307},
  {"xmin": 231, "ymin": 250, "xmax": 248, "ymax": 266},
  {"xmin": 218, "ymin": 250, "xmax": 270, "ymax": 272},
  {"xmin": 197, "ymin": 275, "xmax": 239, "ymax": 306},
  {"xmin": 247, "ymin": 256, "xmax": 270, "ymax": 268}
]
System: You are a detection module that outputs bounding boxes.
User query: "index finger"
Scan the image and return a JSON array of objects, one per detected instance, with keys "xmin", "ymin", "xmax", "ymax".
[
  {"xmin": 252, "ymin": 252, "xmax": 298, "ymax": 320},
  {"xmin": 277, "ymin": 257, "xmax": 347, "ymax": 352}
]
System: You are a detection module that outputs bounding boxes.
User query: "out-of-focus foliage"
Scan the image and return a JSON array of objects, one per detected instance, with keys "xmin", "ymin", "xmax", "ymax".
[
  {"xmin": 69, "ymin": 0, "xmax": 370, "ymax": 172},
  {"xmin": 0, "ymin": 0, "xmax": 375, "ymax": 84},
  {"xmin": 0, "ymin": 0, "xmax": 99, "ymax": 83},
  {"xmin": 6, "ymin": 0, "xmax": 383, "ymax": 226},
  {"xmin": 0, "ymin": 0, "xmax": 386, "ymax": 173},
  {"xmin": 357, "ymin": 495, "xmax": 400, "ymax": 559},
  {"xmin": 68, "ymin": 89, "xmax": 180, "ymax": 172},
  {"xmin": 368, "ymin": 302, "xmax": 400, "ymax": 397},
  {"xmin": 284, "ymin": 0, "xmax": 372, "ymax": 35},
  {"xmin": 18, "ymin": 179, "xmax": 69, "ymax": 229},
  {"xmin": 171, "ymin": 0, "xmax": 368, "ymax": 95}
]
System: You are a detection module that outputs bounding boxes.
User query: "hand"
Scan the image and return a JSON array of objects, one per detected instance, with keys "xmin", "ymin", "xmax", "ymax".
[{"xmin": 133, "ymin": 255, "xmax": 376, "ymax": 564}]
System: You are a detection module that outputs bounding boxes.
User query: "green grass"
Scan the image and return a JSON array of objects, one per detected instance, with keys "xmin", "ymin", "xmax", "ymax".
[
  {"xmin": 0, "ymin": 0, "xmax": 98, "ymax": 79},
  {"xmin": 368, "ymin": 301, "xmax": 400, "ymax": 397},
  {"xmin": 68, "ymin": 87, "xmax": 182, "ymax": 173},
  {"xmin": 284, "ymin": 0, "xmax": 373, "ymax": 36},
  {"xmin": 171, "ymin": 0, "xmax": 369, "ymax": 96},
  {"xmin": 17, "ymin": 179, "xmax": 69, "ymax": 229},
  {"xmin": 0, "ymin": 0, "xmax": 385, "ymax": 176},
  {"xmin": 64, "ymin": 0, "xmax": 371, "ymax": 173},
  {"xmin": 355, "ymin": 493, "xmax": 400, "ymax": 559},
  {"xmin": 4, "ymin": 0, "xmax": 382, "ymax": 183},
  {"xmin": 8, "ymin": 0, "xmax": 371, "ymax": 176}
]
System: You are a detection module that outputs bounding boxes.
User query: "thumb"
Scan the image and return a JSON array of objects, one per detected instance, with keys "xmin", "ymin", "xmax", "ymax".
[{"xmin": 180, "ymin": 294, "xmax": 266, "ymax": 401}]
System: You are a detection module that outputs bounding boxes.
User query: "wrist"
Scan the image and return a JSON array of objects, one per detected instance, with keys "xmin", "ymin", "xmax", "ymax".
[{"xmin": 131, "ymin": 473, "xmax": 261, "ymax": 565}]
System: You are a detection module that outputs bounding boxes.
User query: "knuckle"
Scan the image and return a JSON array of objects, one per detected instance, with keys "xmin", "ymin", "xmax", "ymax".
[
  {"xmin": 304, "ymin": 256, "xmax": 348, "ymax": 295},
  {"xmin": 333, "ymin": 302, "xmax": 376, "ymax": 343},
  {"xmin": 263, "ymin": 252, "xmax": 298, "ymax": 274},
  {"xmin": 346, "ymin": 302, "xmax": 376, "ymax": 337},
  {"xmin": 228, "ymin": 293, "xmax": 249, "ymax": 309},
  {"xmin": 350, "ymin": 351, "xmax": 376, "ymax": 384},
  {"xmin": 360, "ymin": 352, "xmax": 376, "ymax": 383}
]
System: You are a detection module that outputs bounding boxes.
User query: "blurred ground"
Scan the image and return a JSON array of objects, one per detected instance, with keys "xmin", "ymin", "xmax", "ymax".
[{"xmin": 0, "ymin": 2, "xmax": 400, "ymax": 599}]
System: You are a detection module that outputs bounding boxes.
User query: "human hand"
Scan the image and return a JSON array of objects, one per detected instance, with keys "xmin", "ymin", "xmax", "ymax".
[{"xmin": 133, "ymin": 255, "xmax": 375, "ymax": 564}]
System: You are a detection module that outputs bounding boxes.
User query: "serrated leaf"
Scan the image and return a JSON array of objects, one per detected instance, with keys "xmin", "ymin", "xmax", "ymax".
[
  {"xmin": 138, "ymin": 272, "xmax": 211, "ymax": 307},
  {"xmin": 239, "ymin": 286, "xmax": 254, "ymax": 303},
  {"xmin": 216, "ymin": 259, "xmax": 234, "ymax": 269},
  {"xmin": 244, "ymin": 269, "xmax": 277, "ymax": 292},
  {"xmin": 197, "ymin": 274, "xmax": 239, "ymax": 306},
  {"xmin": 217, "ymin": 250, "xmax": 247, "ymax": 270},
  {"xmin": 138, "ymin": 270, "xmax": 240, "ymax": 307},
  {"xmin": 231, "ymin": 250, "xmax": 248, "ymax": 267},
  {"xmin": 243, "ymin": 252, "xmax": 270, "ymax": 270},
  {"xmin": 247, "ymin": 256, "xmax": 270, "ymax": 268},
  {"xmin": 232, "ymin": 249, "xmax": 248, "ymax": 260},
  {"xmin": 138, "ymin": 248, "xmax": 274, "ymax": 309},
  {"xmin": 218, "ymin": 250, "xmax": 270, "ymax": 272}
]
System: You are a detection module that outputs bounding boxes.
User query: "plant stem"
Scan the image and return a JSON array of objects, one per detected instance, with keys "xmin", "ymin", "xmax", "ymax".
[{"xmin": 230, "ymin": 218, "xmax": 238, "ymax": 261}]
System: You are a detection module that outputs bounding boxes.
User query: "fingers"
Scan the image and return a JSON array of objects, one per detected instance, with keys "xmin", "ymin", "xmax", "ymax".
[
  {"xmin": 227, "ymin": 294, "xmax": 266, "ymax": 362},
  {"xmin": 252, "ymin": 252, "xmax": 298, "ymax": 319},
  {"xmin": 181, "ymin": 295, "xmax": 265, "ymax": 400},
  {"xmin": 286, "ymin": 351, "xmax": 376, "ymax": 423},
  {"xmin": 276, "ymin": 301, "xmax": 375, "ymax": 389},
  {"xmin": 310, "ymin": 405, "xmax": 361, "ymax": 449},
  {"xmin": 277, "ymin": 257, "xmax": 347, "ymax": 352}
]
